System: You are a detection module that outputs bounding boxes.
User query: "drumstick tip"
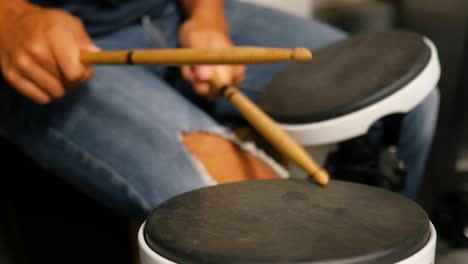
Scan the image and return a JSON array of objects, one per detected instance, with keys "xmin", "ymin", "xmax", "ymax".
[
  {"xmin": 313, "ymin": 169, "xmax": 330, "ymax": 186},
  {"xmin": 292, "ymin": 47, "xmax": 312, "ymax": 61}
]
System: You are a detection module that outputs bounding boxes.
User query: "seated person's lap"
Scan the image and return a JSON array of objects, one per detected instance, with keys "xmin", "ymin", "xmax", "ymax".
[{"xmin": 0, "ymin": 65, "xmax": 223, "ymax": 219}]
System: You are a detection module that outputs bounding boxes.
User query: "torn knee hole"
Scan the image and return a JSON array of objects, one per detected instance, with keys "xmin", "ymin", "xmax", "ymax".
[{"xmin": 182, "ymin": 131, "xmax": 281, "ymax": 184}]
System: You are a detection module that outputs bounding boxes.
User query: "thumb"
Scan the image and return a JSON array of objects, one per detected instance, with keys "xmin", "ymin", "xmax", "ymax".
[
  {"xmin": 80, "ymin": 42, "xmax": 101, "ymax": 52},
  {"xmin": 78, "ymin": 36, "xmax": 101, "ymax": 52},
  {"xmin": 213, "ymin": 66, "xmax": 233, "ymax": 86},
  {"xmin": 209, "ymin": 66, "xmax": 234, "ymax": 90},
  {"xmin": 73, "ymin": 25, "xmax": 101, "ymax": 52}
]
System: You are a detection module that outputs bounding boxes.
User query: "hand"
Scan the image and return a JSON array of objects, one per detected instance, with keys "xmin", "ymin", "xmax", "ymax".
[
  {"xmin": 0, "ymin": 4, "xmax": 100, "ymax": 104},
  {"xmin": 179, "ymin": 19, "xmax": 245, "ymax": 99}
]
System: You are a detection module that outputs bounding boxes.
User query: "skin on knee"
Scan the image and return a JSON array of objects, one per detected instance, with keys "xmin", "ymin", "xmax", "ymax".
[{"xmin": 182, "ymin": 131, "xmax": 280, "ymax": 184}]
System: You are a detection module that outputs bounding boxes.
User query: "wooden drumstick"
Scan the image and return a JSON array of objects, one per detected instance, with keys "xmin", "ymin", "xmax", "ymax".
[
  {"xmin": 80, "ymin": 47, "xmax": 312, "ymax": 65},
  {"xmin": 210, "ymin": 76, "xmax": 330, "ymax": 186}
]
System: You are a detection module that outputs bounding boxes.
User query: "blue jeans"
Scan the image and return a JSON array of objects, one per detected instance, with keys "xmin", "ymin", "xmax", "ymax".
[{"xmin": 0, "ymin": 1, "xmax": 439, "ymax": 220}]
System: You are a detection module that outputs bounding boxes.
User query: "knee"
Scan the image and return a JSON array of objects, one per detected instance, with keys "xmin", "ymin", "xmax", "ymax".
[{"xmin": 182, "ymin": 131, "xmax": 280, "ymax": 184}]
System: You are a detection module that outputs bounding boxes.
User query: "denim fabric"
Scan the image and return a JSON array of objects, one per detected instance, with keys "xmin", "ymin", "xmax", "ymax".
[
  {"xmin": 399, "ymin": 89, "xmax": 439, "ymax": 198},
  {"xmin": 0, "ymin": 1, "xmax": 439, "ymax": 220}
]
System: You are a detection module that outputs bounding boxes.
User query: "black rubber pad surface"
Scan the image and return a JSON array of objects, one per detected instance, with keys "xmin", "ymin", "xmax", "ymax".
[
  {"xmin": 259, "ymin": 31, "xmax": 431, "ymax": 124},
  {"xmin": 145, "ymin": 179, "xmax": 430, "ymax": 264}
]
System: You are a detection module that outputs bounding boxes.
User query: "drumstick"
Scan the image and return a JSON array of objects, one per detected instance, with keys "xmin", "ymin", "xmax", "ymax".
[
  {"xmin": 80, "ymin": 47, "xmax": 312, "ymax": 65},
  {"xmin": 210, "ymin": 76, "xmax": 329, "ymax": 185}
]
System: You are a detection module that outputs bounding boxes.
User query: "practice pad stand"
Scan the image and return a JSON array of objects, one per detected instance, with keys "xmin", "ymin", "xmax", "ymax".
[{"xmin": 325, "ymin": 115, "xmax": 407, "ymax": 192}]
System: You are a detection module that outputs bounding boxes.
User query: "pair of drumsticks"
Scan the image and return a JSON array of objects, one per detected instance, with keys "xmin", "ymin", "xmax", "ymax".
[{"xmin": 81, "ymin": 47, "xmax": 329, "ymax": 185}]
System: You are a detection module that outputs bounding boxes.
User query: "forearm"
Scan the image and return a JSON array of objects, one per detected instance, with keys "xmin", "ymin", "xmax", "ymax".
[{"xmin": 180, "ymin": 0, "xmax": 229, "ymax": 33}]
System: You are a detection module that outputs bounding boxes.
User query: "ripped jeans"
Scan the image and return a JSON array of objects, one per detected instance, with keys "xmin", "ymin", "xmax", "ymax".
[{"xmin": 0, "ymin": 1, "xmax": 439, "ymax": 220}]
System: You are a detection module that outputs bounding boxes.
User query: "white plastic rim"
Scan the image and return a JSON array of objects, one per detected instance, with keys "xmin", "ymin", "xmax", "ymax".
[
  {"xmin": 279, "ymin": 37, "xmax": 441, "ymax": 146},
  {"xmin": 139, "ymin": 221, "xmax": 437, "ymax": 264},
  {"xmin": 139, "ymin": 223, "xmax": 177, "ymax": 264},
  {"xmin": 396, "ymin": 223, "xmax": 437, "ymax": 264}
]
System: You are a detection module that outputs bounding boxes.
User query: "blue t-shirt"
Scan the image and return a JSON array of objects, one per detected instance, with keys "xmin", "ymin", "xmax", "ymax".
[{"xmin": 30, "ymin": 0, "xmax": 171, "ymax": 36}]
